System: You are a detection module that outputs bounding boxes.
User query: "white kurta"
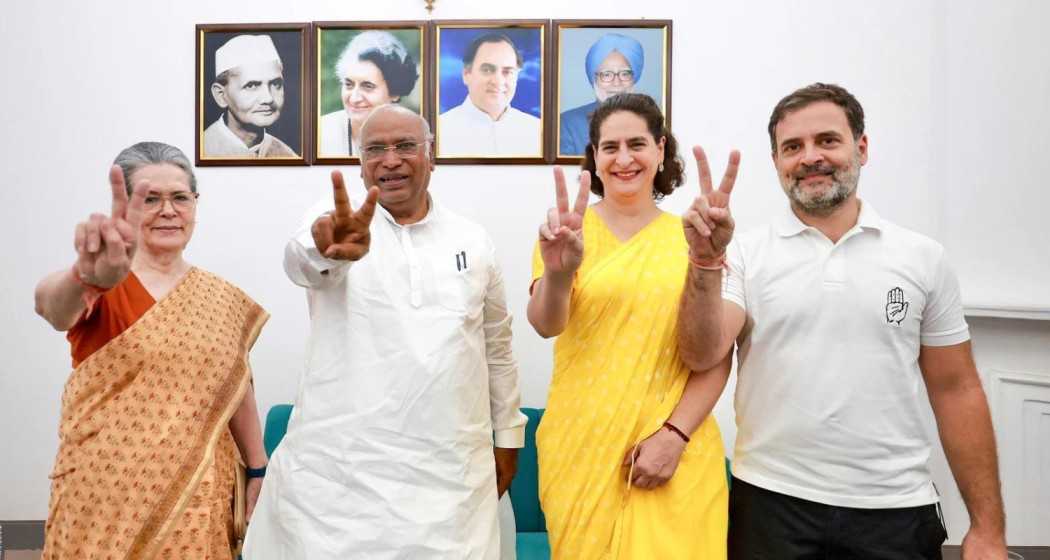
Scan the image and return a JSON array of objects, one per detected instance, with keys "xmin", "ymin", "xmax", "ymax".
[
  {"xmin": 243, "ymin": 196, "xmax": 527, "ymax": 559},
  {"xmin": 437, "ymin": 100, "xmax": 541, "ymax": 157}
]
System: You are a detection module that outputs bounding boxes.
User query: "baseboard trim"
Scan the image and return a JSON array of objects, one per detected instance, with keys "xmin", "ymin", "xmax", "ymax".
[
  {"xmin": 0, "ymin": 520, "xmax": 44, "ymax": 551},
  {"xmin": 943, "ymin": 545, "xmax": 1050, "ymax": 559}
]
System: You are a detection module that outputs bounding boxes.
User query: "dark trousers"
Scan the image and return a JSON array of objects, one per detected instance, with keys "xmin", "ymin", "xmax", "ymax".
[{"xmin": 728, "ymin": 477, "xmax": 947, "ymax": 559}]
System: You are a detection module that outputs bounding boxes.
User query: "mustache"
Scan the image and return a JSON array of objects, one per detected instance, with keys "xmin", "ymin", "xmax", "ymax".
[{"xmin": 793, "ymin": 163, "xmax": 837, "ymax": 179}]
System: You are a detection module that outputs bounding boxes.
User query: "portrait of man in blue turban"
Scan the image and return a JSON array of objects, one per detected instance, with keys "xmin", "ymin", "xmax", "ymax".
[{"xmin": 559, "ymin": 32, "xmax": 649, "ymax": 157}]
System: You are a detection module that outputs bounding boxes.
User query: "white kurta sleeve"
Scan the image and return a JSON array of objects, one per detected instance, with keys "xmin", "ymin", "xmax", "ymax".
[
  {"xmin": 283, "ymin": 206, "xmax": 352, "ymax": 289},
  {"xmin": 483, "ymin": 241, "xmax": 526, "ymax": 448}
]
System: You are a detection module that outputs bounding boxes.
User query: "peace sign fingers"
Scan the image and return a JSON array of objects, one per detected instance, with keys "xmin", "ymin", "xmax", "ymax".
[
  {"xmin": 693, "ymin": 146, "xmax": 714, "ymax": 195},
  {"xmin": 331, "ymin": 170, "xmax": 354, "ymax": 226},
  {"xmin": 718, "ymin": 150, "xmax": 741, "ymax": 197},
  {"xmin": 553, "ymin": 166, "xmax": 570, "ymax": 217},
  {"xmin": 573, "ymin": 170, "xmax": 591, "ymax": 218}
]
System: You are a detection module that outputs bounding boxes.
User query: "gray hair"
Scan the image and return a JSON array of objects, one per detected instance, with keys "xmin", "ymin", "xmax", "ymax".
[
  {"xmin": 360, "ymin": 104, "xmax": 433, "ymax": 142},
  {"xmin": 112, "ymin": 141, "xmax": 197, "ymax": 195},
  {"xmin": 334, "ymin": 31, "xmax": 418, "ymax": 98}
]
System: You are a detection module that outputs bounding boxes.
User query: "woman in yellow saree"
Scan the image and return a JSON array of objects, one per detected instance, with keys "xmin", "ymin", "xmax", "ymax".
[
  {"xmin": 528, "ymin": 94, "xmax": 739, "ymax": 559},
  {"xmin": 33, "ymin": 142, "xmax": 269, "ymax": 559}
]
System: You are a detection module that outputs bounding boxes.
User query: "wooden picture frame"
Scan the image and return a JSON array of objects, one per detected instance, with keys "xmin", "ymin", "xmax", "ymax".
[
  {"xmin": 195, "ymin": 23, "xmax": 310, "ymax": 166},
  {"xmin": 551, "ymin": 20, "xmax": 672, "ymax": 163},
  {"xmin": 311, "ymin": 21, "xmax": 429, "ymax": 165},
  {"xmin": 431, "ymin": 20, "xmax": 550, "ymax": 164}
]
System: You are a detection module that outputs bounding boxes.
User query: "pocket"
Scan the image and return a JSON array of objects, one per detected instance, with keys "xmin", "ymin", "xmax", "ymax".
[
  {"xmin": 432, "ymin": 264, "xmax": 485, "ymax": 316},
  {"xmin": 915, "ymin": 504, "xmax": 947, "ymax": 557}
]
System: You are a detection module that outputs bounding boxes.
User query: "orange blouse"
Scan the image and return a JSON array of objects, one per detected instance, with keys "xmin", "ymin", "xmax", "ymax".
[{"xmin": 66, "ymin": 272, "xmax": 155, "ymax": 367}]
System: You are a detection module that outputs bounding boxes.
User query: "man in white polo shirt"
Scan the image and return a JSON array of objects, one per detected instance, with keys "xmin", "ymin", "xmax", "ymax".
[{"xmin": 677, "ymin": 83, "xmax": 1006, "ymax": 559}]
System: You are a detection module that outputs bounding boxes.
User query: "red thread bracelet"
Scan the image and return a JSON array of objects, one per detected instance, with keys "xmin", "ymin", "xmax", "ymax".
[
  {"xmin": 663, "ymin": 421, "xmax": 690, "ymax": 443},
  {"xmin": 688, "ymin": 252, "xmax": 726, "ymax": 271}
]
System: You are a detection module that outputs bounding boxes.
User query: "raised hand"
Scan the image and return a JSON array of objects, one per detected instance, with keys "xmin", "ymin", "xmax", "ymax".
[
  {"xmin": 886, "ymin": 287, "xmax": 909, "ymax": 325},
  {"xmin": 682, "ymin": 146, "xmax": 741, "ymax": 264},
  {"xmin": 311, "ymin": 170, "xmax": 380, "ymax": 261},
  {"xmin": 73, "ymin": 165, "xmax": 147, "ymax": 289},
  {"xmin": 539, "ymin": 167, "xmax": 590, "ymax": 274}
]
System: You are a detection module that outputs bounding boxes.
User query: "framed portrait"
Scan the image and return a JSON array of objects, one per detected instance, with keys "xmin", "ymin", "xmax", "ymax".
[
  {"xmin": 195, "ymin": 23, "xmax": 309, "ymax": 166},
  {"xmin": 432, "ymin": 20, "xmax": 549, "ymax": 164},
  {"xmin": 552, "ymin": 20, "xmax": 672, "ymax": 162},
  {"xmin": 312, "ymin": 21, "xmax": 428, "ymax": 164}
]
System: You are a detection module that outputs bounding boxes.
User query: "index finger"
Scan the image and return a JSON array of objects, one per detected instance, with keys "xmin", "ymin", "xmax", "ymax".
[
  {"xmin": 110, "ymin": 165, "xmax": 129, "ymax": 219},
  {"xmin": 331, "ymin": 170, "xmax": 353, "ymax": 223},
  {"xmin": 693, "ymin": 146, "xmax": 713, "ymax": 195},
  {"xmin": 125, "ymin": 176, "xmax": 149, "ymax": 234},
  {"xmin": 553, "ymin": 167, "xmax": 569, "ymax": 214},
  {"xmin": 573, "ymin": 171, "xmax": 591, "ymax": 216},
  {"xmin": 718, "ymin": 150, "xmax": 741, "ymax": 196}
]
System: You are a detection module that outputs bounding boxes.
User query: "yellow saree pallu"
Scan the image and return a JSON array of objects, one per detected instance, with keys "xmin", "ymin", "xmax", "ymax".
[
  {"xmin": 43, "ymin": 268, "xmax": 267, "ymax": 559},
  {"xmin": 533, "ymin": 212, "xmax": 728, "ymax": 560}
]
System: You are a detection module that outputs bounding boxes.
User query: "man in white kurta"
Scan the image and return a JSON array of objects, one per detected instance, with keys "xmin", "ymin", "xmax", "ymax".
[
  {"xmin": 437, "ymin": 32, "xmax": 541, "ymax": 158},
  {"xmin": 243, "ymin": 105, "xmax": 526, "ymax": 559},
  {"xmin": 438, "ymin": 100, "xmax": 540, "ymax": 157}
]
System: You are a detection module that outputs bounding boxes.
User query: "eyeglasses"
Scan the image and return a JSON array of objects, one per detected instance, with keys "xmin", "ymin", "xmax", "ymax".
[
  {"xmin": 143, "ymin": 191, "xmax": 198, "ymax": 212},
  {"xmin": 595, "ymin": 69, "xmax": 635, "ymax": 84},
  {"xmin": 361, "ymin": 141, "xmax": 426, "ymax": 160}
]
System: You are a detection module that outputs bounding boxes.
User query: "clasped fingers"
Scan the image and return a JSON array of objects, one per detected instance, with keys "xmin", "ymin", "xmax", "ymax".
[{"xmin": 311, "ymin": 212, "xmax": 336, "ymax": 255}]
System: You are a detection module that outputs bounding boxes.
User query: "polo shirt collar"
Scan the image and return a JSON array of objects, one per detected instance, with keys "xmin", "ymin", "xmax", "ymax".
[{"xmin": 776, "ymin": 198, "xmax": 884, "ymax": 238}]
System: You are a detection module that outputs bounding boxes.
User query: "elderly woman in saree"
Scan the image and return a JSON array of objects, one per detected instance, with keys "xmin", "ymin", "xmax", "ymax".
[
  {"xmin": 33, "ymin": 142, "xmax": 269, "ymax": 559},
  {"xmin": 558, "ymin": 32, "xmax": 645, "ymax": 156},
  {"xmin": 529, "ymin": 93, "xmax": 738, "ymax": 559},
  {"xmin": 318, "ymin": 30, "xmax": 421, "ymax": 157}
]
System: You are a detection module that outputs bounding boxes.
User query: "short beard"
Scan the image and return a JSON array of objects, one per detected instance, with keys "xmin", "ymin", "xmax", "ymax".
[{"xmin": 781, "ymin": 151, "xmax": 861, "ymax": 217}]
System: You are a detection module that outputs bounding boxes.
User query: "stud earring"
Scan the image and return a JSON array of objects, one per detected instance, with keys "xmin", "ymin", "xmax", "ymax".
[{"xmin": 658, "ymin": 163, "xmax": 665, "ymax": 172}]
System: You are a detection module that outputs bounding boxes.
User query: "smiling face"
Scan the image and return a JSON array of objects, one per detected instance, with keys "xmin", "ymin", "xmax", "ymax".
[
  {"xmin": 340, "ymin": 59, "xmax": 396, "ymax": 136},
  {"xmin": 359, "ymin": 108, "xmax": 433, "ymax": 223},
  {"xmin": 462, "ymin": 40, "xmax": 520, "ymax": 119},
  {"xmin": 131, "ymin": 163, "xmax": 197, "ymax": 256},
  {"xmin": 592, "ymin": 51, "xmax": 635, "ymax": 102},
  {"xmin": 592, "ymin": 110, "xmax": 664, "ymax": 201},
  {"xmin": 773, "ymin": 101, "xmax": 868, "ymax": 215},
  {"xmin": 215, "ymin": 60, "xmax": 285, "ymax": 129}
]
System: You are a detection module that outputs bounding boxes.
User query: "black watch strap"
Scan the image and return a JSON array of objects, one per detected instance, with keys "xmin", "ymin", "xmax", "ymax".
[{"xmin": 245, "ymin": 465, "xmax": 267, "ymax": 479}]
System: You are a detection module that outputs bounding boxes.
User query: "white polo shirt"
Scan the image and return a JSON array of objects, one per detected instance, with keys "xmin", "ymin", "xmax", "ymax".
[{"xmin": 724, "ymin": 200, "xmax": 970, "ymax": 508}]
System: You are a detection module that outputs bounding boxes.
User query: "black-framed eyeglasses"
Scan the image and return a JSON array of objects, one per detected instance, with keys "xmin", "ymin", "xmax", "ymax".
[
  {"xmin": 595, "ymin": 69, "xmax": 635, "ymax": 84},
  {"xmin": 361, "ymin": 141, "xmax": 426, "ymax": 160}
]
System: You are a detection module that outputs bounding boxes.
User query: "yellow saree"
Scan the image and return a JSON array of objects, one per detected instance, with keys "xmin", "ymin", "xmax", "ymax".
[
  {"xmin": 533, "ymin": 211, "xmax": 728, "ymax": 559},
  {"xmin": 43, "ymin": 268, "xmax": 268, "ymax": 559}
]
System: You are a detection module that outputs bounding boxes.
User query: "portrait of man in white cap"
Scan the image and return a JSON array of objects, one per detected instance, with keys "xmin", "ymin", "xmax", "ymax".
[{"xmin": 203, "ymin": 33, "xmax": 299, "ymax": 158}]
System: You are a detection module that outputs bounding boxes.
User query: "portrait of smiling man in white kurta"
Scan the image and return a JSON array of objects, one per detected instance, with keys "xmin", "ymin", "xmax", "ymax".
[{"xmin": 242, "ymin": 104, "xmax": 526, "ymax": 559}]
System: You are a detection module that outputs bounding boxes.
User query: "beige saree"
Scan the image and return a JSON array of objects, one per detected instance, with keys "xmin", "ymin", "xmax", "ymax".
[{"xmin": 43, "ymin": 268, "xmax": 268, "ymax": 559}]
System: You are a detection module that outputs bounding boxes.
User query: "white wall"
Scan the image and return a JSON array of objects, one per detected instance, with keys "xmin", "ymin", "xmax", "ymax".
[{"xmin": 1, "ymin": 0, "xmax": 1047, "ymax": 545}]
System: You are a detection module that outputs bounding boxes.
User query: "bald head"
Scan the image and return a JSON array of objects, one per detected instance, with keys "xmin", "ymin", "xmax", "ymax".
[{"xmin": 360, "ymin": 104, "xmax": 432, "ymax": 146}]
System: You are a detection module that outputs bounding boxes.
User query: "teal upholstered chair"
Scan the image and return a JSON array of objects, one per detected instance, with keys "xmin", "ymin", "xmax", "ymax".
[
  {"xmin": 509, "ymin": 407, "xmax": 550, "ymax": 559},
  {"xmin": 264, "ymin": 404, "xmax": 294, "ymax": 457}
]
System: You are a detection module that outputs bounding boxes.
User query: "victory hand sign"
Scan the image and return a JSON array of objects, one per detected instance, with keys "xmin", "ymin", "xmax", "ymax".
[
  {"xmin": 73, "ymin": 165, "xmax": 147, "ymax": 289},
  {"xmin": 682, "ymin": 147, "xmax": 741, "ymax": 265},
  {"xmin": 539, "ymin": 167, "xmax": 590, "ymax": 274},
  {"xmin": 311, "ymin": 170, "xmax": 380, "ymax": 261}
]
